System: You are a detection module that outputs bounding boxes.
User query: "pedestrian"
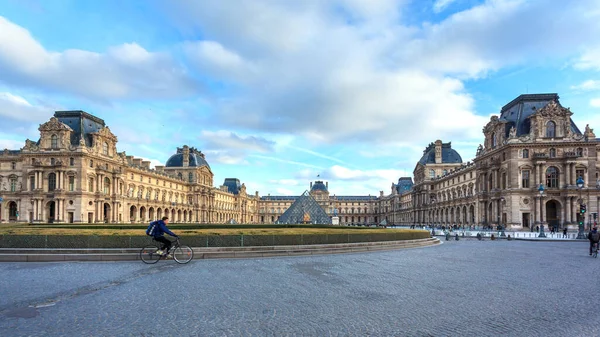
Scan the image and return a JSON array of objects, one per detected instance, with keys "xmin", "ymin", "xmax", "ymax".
[{"xmin": 563, "ymin": 227, "xmax": 568, "ymax": 238}]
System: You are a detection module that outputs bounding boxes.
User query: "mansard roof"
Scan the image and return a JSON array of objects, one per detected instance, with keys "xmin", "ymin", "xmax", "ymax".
[
  {"xmin": 418, "ymin": 142, "xmax": 462, "ymax": 165},
  {"xmin": 53, "ymin": 110, "xmax": 105, "ymax": 147}
]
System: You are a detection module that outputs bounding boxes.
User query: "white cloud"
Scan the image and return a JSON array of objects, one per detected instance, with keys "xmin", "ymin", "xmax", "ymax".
[
  {"xmin": 574, "ymin": 47, "xmax": 600, "ymax": 71},
  {"xmin": 591, "ymin": 99, "xmax": 600, "ymax": 108},
  {"xmin": 199, "ymin": 130, "xmax": 274, "ymax": 153},
  {"xmin": 0, "ymin": 92, "xmax": 55, "ymax": 122},
  {"xmin": 0, "ymin": 138, "xmax": 24, "ymax": 150},
  {"xmin": 0, "ymin": 16, "xmax": 199, "ymax": 100},
  {"xmin": 268, "ymin": 179, "xmax": 300, "ymax": 186},
  {"xmin": 275, "ymin": 187, "xmax": 295, "ymax": 195},
  {"xmin": 433, "ymin": 0, "xmax": 458, "ymax": 13},
  {"xmin": 571, "ymin": 80, "xmax": 600, "ymax": 92}
]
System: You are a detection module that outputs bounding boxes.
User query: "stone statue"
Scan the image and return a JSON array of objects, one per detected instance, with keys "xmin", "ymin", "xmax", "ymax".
[
  {"xmin": 476, "ymin": 144, "xmax": 483, "ymax": 156},
  {"xmin": 509, "ymin": 126, "xmax": 517, "ymax": 138},
  {"xmin": 1, "ymin": 182, "xmax": 6, "ymax": 191}
]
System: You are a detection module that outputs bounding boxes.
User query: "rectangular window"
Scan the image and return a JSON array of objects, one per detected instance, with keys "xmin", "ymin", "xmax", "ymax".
[
  {"xmin": 10, "ymin": 179, "xmax": 17, "ymax": 192},
  {"xmin": 30, "ymin": 176, "xmax": 35, "ymax": 191},
  {"xmin": 69, "ymin": 176, "xmax": 75, "ymax": 191},
  {"xmin": 522, "ymin": 170, "xmax": 530, "ymax": 188},
  {"xmin": 70, "ymin": 157, "xmax": 74, "ymax": 166},
  {"xmin": 11, "ymin": 162, "xmax": 16, "ymax": 170},
  {"xmin": 576, "ymin": 169, "xmax": 584, "ymax": 182},
  {"xmin": 90, "ymin": 160, "xmax": 93, "ymax": 168},
  {"xmin": 502, "ymin": 173, "xmax": 507, "ymax": 189},
  {"xmin": 89, "ymin": 178, "xmax": 94, "ymax": 192}
]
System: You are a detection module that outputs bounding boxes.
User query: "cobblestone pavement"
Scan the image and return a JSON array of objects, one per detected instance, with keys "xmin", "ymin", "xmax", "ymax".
[{"xmin": 1, "ymin": 240, "xmax": 599, "ymax": 337}]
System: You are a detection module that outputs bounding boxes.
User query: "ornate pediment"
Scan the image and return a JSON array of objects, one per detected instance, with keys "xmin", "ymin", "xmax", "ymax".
[
  {"xmin": 39, "ymin": 117, "xmax": 73, "ymax": 132},
  {"xmin": 22, "ymin": 139, "xmax": 40, "ymax": 152},
  {"xmin": 92, "ymin": 126, "xmax": 118, "ymax": 141},
  {"xmin": 536, "ymin": 100, "xmax": 571, "ymax": 118},
  {"xmin": 482, "ymin": 116, "xmax": 501, "ymax": 133}
]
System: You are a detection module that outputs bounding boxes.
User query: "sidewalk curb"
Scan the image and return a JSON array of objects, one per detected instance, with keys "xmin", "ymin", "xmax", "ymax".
[{"xmin": 0, "ymin": 238, "xmax": 441, "ymax": 262}]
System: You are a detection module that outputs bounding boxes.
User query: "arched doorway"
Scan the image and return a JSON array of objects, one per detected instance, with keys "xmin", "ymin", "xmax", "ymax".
[
  {"xmin": 545, "ymin": 200, "xmax": 560, "ymax": 230},
  {"xmin": 129, "ymin": 205, "xmax": 137, "ymax": 222},
  {"xmin": 8, "ymin": 201, "xmax": 18, "ymax": 221},
  {"xmin": 103, "ymin": 203, "xmax": 111, "ymax": 223},
  {"xmin": 149, "ymin": 207, "xmax": 155, "ymax": 220},
  {"xmin": 139, "ymin": 206, "xmax": 146, "ymax": 222},
  {"xmin": 46, "ymin": 201, "xmax": 56, "ymax": 223}
]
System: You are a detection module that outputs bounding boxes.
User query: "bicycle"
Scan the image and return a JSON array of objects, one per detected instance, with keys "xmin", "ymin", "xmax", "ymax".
[
  {"xmin": 140, "ymin": 237, "xmax": 194, "ymax": 264},
  {"xmin": 592, "ymin": 242, "xmax": 599, "ymax": 258}
]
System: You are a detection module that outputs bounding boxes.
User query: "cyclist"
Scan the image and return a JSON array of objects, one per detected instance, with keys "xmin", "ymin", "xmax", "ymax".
[
  {"xmin": 150, "ymin": 216, "xmax": 178, "ymax": 257},
  {"xmin": 588, "ymin": 227, "xmax": 599, "ymax": 256}
]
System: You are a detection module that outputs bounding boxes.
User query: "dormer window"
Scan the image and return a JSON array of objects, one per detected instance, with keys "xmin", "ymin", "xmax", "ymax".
[
  {"xmin": 429, "ymin": 169, "xmax": 435, "ymax": 179},
  {"xmin": 51, "ymin": 134, "xmax": 58, "ymax": 149},
  {"xmin": 546, "ymin": 121, "xmax": 556, "ymax": 138},
  {"xmin": 103, "ymin": 142, "xmax": 109, "ymax": 156},
  {"xmin": 491, "ymin": 132, "xmax": 497, "ymax": 148}
]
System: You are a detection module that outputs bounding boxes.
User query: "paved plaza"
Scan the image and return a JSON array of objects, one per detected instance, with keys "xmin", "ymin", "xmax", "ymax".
[{"xmin": 1, "ymin": 240, "xmax": 599, "ymax": 336}]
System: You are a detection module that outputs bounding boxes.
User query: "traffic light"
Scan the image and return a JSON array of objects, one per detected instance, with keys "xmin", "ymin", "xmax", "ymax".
[{"xmin": 580, "ymin": 204, "xmax": 587, "ymax": 214}]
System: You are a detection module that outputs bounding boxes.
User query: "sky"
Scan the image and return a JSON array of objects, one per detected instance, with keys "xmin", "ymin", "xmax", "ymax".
[{"xmin": 1, "ymin": 0, "xmax": 600, "ymax": 197}]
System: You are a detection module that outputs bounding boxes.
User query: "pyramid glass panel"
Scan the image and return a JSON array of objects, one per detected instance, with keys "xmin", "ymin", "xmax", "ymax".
[{"xmin": 276, "ymin": 191, "xmax": 331, "ymax": 224}]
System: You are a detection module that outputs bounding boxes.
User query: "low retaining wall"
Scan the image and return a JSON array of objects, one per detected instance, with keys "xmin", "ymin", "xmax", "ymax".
[{"xmin": 0, "ymin": 231, "xmax": 430, "ymax": 249}]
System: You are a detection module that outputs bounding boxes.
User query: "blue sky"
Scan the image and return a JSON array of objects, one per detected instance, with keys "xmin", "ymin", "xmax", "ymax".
[{"xmin": 1, "ymin": 0, "xmax": 600, "ymax": 196}]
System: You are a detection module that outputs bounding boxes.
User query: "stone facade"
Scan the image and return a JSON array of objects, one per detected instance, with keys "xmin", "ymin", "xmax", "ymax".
[
  {"xmin": 0, "ymin": 111, "xmax": 258, "ymax": 224},
  {"xmin": 393, "ymin": 94, "xmax": 600, "ymax": 230}
]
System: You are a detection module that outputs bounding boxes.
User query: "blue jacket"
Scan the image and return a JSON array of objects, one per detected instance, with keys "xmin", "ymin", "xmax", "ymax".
[{"xmin": 151, "ymin": 220, "xmax": 177, "ymax": 238}]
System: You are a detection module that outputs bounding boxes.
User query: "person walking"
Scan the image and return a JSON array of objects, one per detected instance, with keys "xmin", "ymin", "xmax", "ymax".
[
  {"xmin": 562, "ymin": 227, "xmax": 568, "ymax": 238},
  {"xmin": 588, "ymin": 227, "xmax": 600, "ymax": 256}
]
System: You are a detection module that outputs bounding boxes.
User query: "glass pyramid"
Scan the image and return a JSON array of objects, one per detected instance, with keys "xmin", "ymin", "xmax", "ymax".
[{"xmin": 276, "ymin": 190, "xmax": 331, "ymax": 225}]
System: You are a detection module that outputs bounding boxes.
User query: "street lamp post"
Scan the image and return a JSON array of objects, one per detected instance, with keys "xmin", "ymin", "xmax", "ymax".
[
  {"xmin": 538, "ymin": 184, "xmax": 546, "ymax": 238},
  {"xmin": 576, "ymin": 176, "xmax": 586, "ymax": 239}
]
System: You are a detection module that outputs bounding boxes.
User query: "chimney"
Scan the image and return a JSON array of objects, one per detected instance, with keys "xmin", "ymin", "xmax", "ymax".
[
  {"xmin": 183, "ymin": 145, "xmax": 190, "ymax": 167},
  {"xmin": 326, "ymin": 182, "xmax": 328, "ymax": 189},
  {"xmin": 310, "ymin": 182, "xmax": 313, "ymax": 189},
  {"xmin": 155, "ymin": 165, "xmax": 164, "ymax": 172},
  {"xmin": 435, "ymin": 140, "xmax": 442, "ymax": 164},
  {"xmin": 142, "ymin": 161, "xmax": 151, "ymax": 169},
  {"xmin": 133, "ymin": 158, "xmax": 142, "ymax": 167}
]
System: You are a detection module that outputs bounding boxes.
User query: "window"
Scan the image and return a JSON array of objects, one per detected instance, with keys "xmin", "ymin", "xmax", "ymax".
[
  {"xmin": 523, "ymin": 149, "xmax": 529, "ymax": 158},
  {"xmin": 576, "ymin": 169, "xmax": 584, "ymax": 183},
  {"xmin": 443, "ymin": 169, "xmax": 448, "ymax": 175},
  {"xmin": 491, "ymin": 132, "xmax": 497, "ymax": 148},
  {"xmin": 522, "ymin": 170, "xmax": 530, "ymax": 188},
  {"xmin": 89, "ymin": 178, "xmax": 94, "ymax": 192},
  {"xmin": 70, "ymin": 157, "xmax": 74, "ymax": 166},
  {"xmin": 140, "ymin": 175, "xmax": 143, "ymax": 182},
  {"xmin": 51, "ymin": 134, "xmax": 58, "ymax": 149},
  {"xmin": 90, "ymin": 160, "xmax": 94, "ymax": 168},
  {"xmin": 30, "ymin": 176, "xmax": 35, "ymax": 191},
  {"xmin": 103, "ymin": 142, "xmax": 108, "ymax": 155},
  {"xmin": 549, "ymin": 148, "xmax": 556, "ymax": 158},
  {"xmin": 11, "ymin": 162, "xmax": 16, "ymax": 170},
  {"xmin": 546, "ymin": 121, "xmax": 556, "ymax": 138},
  {"xmin": 48, "ymin": 173, "xmax": 56, "ymax": 191},
  {"xmin": 546, "ymin": 167, "xmax": 559, "ymax": 188},
  {"xmin": 10, "ymin": 179, "xmax": 17, "ymax": 192},
  {"xmin": 429, "ymin": 169, "xmax": 435, "ymax": 179},
  {"xmin": 178, "ymin": 172, "xmax": 182, "ymax": 180},
  {"xmin": 577, "ymin": 148, "xmax": 583, "ymax": 157},
  {"xmin": 189, "ymin": 172, "xmax": 194, "ymax": 182},
  {"xmin": 51, "ymin": 158, "xmax": 55, "ymax": 165},
  {"xmin": 104, "ymin": 177, "xmax": 110, "ymax": 194},
  {"xmin": 502, "ymin": 173, "xmax": 507, "ymax": 189},
  {"xmin": 503, "ymin": 152, "xmax": 506, "ymax": 161},
  {"xmin": 131, "ymin": 174, "xmax": 134, "ymax": 179},
  {"xmin": 69, "ymin": 176, "xmax": 75, "ymax": 191}
]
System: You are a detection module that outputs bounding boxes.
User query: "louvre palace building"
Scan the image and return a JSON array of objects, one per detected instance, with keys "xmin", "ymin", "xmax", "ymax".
[{"xmin": 1, "ymin": 93, "xmax": 599, "ymax": 230}]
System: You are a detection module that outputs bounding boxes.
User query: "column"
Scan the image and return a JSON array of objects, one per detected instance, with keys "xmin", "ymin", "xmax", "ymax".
[
  {"xmin": 565, "ymin": 164, "xmax": 571, "ymax": 188},
  {"xmin": 535, "ymin": 196, "xmax": 540, "ymax": 223},
  {"xmin": 566, "ymin": 197, "xmax": 571, "ymax": 223},
  {"xmin": 571, "ymin": 163, "xmax": 576, "ymax": 186},
  {"xmin": 34, "ymin": 172, "xmax": 39, "ymax": 190}
]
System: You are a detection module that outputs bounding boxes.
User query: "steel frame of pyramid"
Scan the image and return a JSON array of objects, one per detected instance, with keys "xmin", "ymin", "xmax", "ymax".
[{"xmin": 276, "ymin": 190, "xmax": 331, "ymax": 225}]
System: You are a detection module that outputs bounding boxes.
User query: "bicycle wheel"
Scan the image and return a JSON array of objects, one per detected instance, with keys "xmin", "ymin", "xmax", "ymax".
[
  {"xmin": 172, "ymin": 245, "xmax": 193, "ymax": 264},
  {"xmin": 594, "ymin": 245, "xmax": 598, "ymax": 258},
  {"xmin": 140, "ymin": 245, "xmax": 161, "ymax": 264}
]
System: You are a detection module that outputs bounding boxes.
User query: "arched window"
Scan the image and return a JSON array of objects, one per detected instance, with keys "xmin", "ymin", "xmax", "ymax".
[
  {"xmin": 443, "ymin": 169, "xmax": 448, "ymax": 175},
  {"xmin": 48, "ymin": 173, "xmax": 56, "ymax": 191},
  {"xmin": 546, "ymin": 121, "xmax": 556, "ymax": 138},
  {"xmin": 546, "ymin": 167, "xmax": 559, "ymax": 188},
  {"xmin": 549, "ymin": 148, "xmax": 556, "ymax": 158},
  {"xmin": 178, "ymin": 172, "xmax": 182, "ymax": 180},
  {"xmin": 51, "ymin": 134, "xmax": 58, "ymax": 149},
  {"xmin": 103, "ymin": 142, "xmax": 108, "ymax": 155},
  {"xmin": 104, "ymin": 177, "xmax": 110, "ymax": 194},
  {"xmin": 189, "ymin": 172, "xmax": 193, "ymax": 182},
  {"xmin": 491, "ymin": 132, "xmax": 497, "ymax": 148},
  {"xmin": 429, "ymin": 169, "xmax": 435, "ymax": 178},
  {"xmin": 523, "ymin": 149, "xmax": 529, "ymax": 158}
]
